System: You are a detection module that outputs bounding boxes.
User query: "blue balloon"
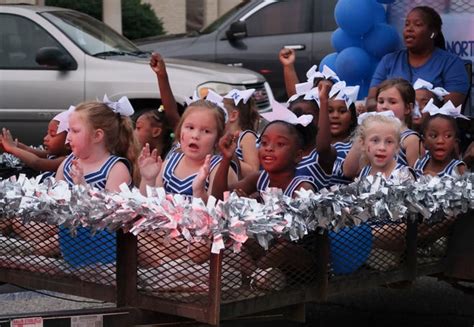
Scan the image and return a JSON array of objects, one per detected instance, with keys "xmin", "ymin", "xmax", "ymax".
[
  {"xmin": 373, "ymin": 2, "xmax": 387, "ymax": 24},
  {"xmin": 357, "ymin": 79, "xmax": 370, "ymax": 100},
  {"xmin": 319, "ymin": 52, "xmax": 338, "ymax": 72},
  {"xmin": 363, "ymin": 23, "xmax": 401, "ymax": 58},
  {"xmin": 329, "ymin": 224, "xmax": 373, "ymax": 275},
  {"xmin": 335, "ymin": 0, "xmax": 376, "ymax": 37},
  {"xmin": 335, "ymin": 47, "xmax": 372, "ymax": 83},
  {"xmin": 332, "ymin": 28, "xmax": 363, "ymax": 53}
]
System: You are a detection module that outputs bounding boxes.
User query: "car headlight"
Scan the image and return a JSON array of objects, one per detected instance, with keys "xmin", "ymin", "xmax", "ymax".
[{"xmin": 196, "ymin": 82, "xmax": 246, "ymax": 98}]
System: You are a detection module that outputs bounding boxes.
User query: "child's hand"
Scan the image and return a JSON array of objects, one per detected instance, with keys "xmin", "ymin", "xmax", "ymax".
[
  {"xmin": 278, "ymin": 48, "xmax": 295, "ymax": 66},
  {"xmin": 150, "ymin": 52, "xmax": 167, "ymax": 77},
  {"xmin": 218, "ymin": 132, "xmax": 238, "ymax": 160},
  {"xmin": 138, "ymin": 143, "xmax": 163, "ymax": 182},
  {"xmin": 192, "ymin": 154, "xmax": 211, "ymax": 196},
  {"xmin": 0, "ymin": 128, "xmax": 18, "ymax": 153},
  {"xmin": 319, "ymin": 82, "xmax": 331, "ymax": 101},
  {"xmin": 70, "ymin": 159, "xmax": 86, "ymax": 185}
]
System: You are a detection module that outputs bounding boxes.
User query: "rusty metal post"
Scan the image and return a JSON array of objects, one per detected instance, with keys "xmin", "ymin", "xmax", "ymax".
[
  {"xmin": 116, "ymin": 229, "xmax": 138, "ymax": 307},
  {"xmin": 405, "ymin": 215, "xmax": 418, "ymax": 280},
  {"xmin": 207, "ymin": 251, "xmax": 223, "ymax": 326}
]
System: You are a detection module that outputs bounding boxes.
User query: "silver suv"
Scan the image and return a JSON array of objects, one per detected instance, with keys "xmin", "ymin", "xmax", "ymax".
[{"xmin": 0, "ymin": 5, "xmax": 272, "ymax": 145}]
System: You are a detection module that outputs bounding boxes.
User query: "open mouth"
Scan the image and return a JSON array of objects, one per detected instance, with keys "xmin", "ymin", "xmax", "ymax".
[{"xmin": 188, "ymin": 143, "xmax": 199, "ymax": 150}]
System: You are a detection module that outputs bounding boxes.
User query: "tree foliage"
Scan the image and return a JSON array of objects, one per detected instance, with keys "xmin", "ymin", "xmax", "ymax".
[{"xmin": 45, "ymin": 0, "xmax": 165, "ymax": 39}]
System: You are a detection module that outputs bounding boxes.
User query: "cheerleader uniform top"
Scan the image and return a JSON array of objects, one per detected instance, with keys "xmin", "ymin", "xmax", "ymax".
[
  {"xmin": 38, "ymin": 154, "xmax": 58, "ymax": 182},
  {"xmin": 330, "ymin": 140, "xmax": 353, "ymax": 186},
  {"xmin": 256, "ymin": 171, "xmax": 316, "ymax": 197},
  {"xmin": 397, "ymin": 129, "xmax": 420, "ymax": 166},
  {"xmin": 358, "ymin": 162, "xmax": 415, "ymax": 182},
  {"xmin": 235, "ymin": 130, "xmax": 258, "ymax": 161},
  {"xmin": 63, "ymin": 153, "xmax": 131, "ymax": 189},
  {"xmin": 413, "ymin": 154, "xmax": 465, "ymax": 178},
  {"xmin": 295, "ymin": 148, "xmax": 331, "ymax": 190},
  {"xmin": 162, "ymin": 151, "xmax": 223, "ymax": 196}
]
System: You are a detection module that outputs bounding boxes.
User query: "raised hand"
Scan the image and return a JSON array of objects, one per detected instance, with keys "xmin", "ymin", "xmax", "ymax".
[
  {"xmin": 138, "ymin": 143, "xmax": 162, "ymax": 182},
  {"xmin": 70, "ymin": 159, "xmax": 86, "ymax": 185},
  {"xmin": 192, "ymin": 154, "xmax": 211, "ymax": 196},
  {"xmin": 0, "ymin": 128, "xmax": 18, "ymax": 153},
  {"xmin": 149, "ymin": 52, "xmax": 167, "ymax": 77},
  {"xmin": 218, "ymin": 132, "xmax": 238, "ymax": 160},
  {"xmin": 278, "ymin": 48, "xmax": 296, "ymax": 67}
]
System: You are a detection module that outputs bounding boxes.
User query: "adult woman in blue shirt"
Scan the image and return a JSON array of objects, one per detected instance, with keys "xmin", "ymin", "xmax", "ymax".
[{"xmin": 367, "ymin": 6, "xmax": 469, "ymax": 111}]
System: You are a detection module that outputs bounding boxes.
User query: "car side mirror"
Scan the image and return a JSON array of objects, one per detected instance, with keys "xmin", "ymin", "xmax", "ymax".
[
  {"xmin": 226, "ymin": 21, "xmax": 247, "ymax": 40},
  {"xmin": 35, "ymin": 47, "xmax": 76, "ymax": 70}
]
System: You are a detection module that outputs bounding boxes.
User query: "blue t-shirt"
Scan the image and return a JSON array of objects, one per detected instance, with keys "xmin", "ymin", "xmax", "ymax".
[{"xmin": 370, "ymin": 48, "xmax": 469, "ymax": 94}]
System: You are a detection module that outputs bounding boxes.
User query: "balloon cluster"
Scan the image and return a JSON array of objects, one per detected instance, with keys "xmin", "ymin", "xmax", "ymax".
[{"xmin": 320, "ymin": 0, "xmax": 400, "ymax": 99}]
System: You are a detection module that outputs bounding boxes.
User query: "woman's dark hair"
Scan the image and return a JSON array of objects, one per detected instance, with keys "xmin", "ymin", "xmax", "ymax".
[{"xmin": 411, "ymin": 6, "xmax": 446, "ymax": 50}]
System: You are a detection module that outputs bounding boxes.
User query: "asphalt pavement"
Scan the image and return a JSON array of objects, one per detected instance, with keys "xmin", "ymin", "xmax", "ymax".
[{"xmin": 0, "ymin": 277, "xmax": 473, "ymax": 326}]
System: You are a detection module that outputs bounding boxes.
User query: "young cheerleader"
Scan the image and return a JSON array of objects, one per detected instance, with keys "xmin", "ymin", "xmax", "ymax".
[
  {"xmin": 412, "ymin": 78, "xmax": 449, "ymax": 132},
  {"xmin": 327, "ymin": 81, "xmax": 359, "ymax": 185},
  {"xmin": 222, "ymin": 88, "xmax": 260, "ymax": 177},
  {"xmin": 137, "ymin": 99, "xmax": 238, "ymax": 266},
  {"xmin": 134, "ymin": 106, "xmax": 174, "ymax": 160},
  {"xmin": 414, "ymin": 99, "xmax": 467, "ymax": 177},
  {"xmin": 354, "ymin": 112, "xmax": 415, "ymax": 181},
  {"xmin": 53, "ymin": 97, "xmax": 139, "ymax": 265},
  {"xmin": 0, "ymin": 108, "xmax": 72, "ymax": 179},
  {"xmin": 375, "ymin": 78, "xmax": 424, "ymax": 167}
]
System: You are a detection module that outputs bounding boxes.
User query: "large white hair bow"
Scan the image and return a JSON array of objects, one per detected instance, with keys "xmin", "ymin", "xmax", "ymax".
[
  {"xmin": 103, "ymin": 95, "xmax": 134, "ymax": 117},
  {"xmin": 413, "ymin": 78, "xmax": 449, "ymax": 101},
  {"xmin": 224, "ymin": 88, "xmax": 255, "ymax": 106},
  {"xmin": 357, "ymin": 110, "xmax": 398, "ymax": 125},
  {"xmin": 329, "ymin": 81, "xmax": 360, "ymax": 108},
  {"xmin": 288, "ymin": 84, "xmax": 321, "ymax": 109},
  {"xmin": 261, "ymin": 98, "xmax": 313, "ymax": 127},
  {"xmin": 205, "ymin": 90, "xmax": 229, "ymax": 122},
  {"xmin": 53, "ymin": 105, "xmax": 75, "ymax": 134},
  {"xmin": 421, "ymin": 98, "xmax": 469, "ymax": 120},
  {"xmin": 306, "ymin": 65, "xmax": 340, "ymax": 84}
]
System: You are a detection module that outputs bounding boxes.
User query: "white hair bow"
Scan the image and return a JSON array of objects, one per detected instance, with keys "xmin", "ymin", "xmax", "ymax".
[
  {"xmin": 53, "ymin": 105, "xmax": 75, "ymax": 134},
  {"xmin": 357, "ymin": 110, "xmax": 398, "ymax": 125},
  {"xmin": 205, "ymin": 90, "xmax": 229, "ymax": 122},
  {"xmin": 421, "ymin": 98, "xmax": 469, "ymax": 120},
  {"xmin": 261, "ymin": 98, "xmax": 313, "ymax": 127},
  {"xmin": 413, "ymin": 78, "xmax": 449, "ymax": 101},
  {"xmin": 103, "ymin": 95, "xmax": 134, "ymax": 117},
  {"xmin": 288, "ymin": 83, "xmax": 321, "ymax": 109},
  {"xmin": 185, "ymin": 90, "xmax": 201, "ymax": 106},
  {"xmin": 329, "ymin": 81, "xmax": 359, "ymax": 108},
  {"xmin": 224, "ymin": 88, "xmax": 255, "ymax": 106},
  {"xmin": 306, "ymin": 65, "xmax": 340, "ymax": 84}
]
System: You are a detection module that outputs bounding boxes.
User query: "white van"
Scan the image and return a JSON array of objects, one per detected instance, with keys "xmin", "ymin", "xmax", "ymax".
[{"xmin": 0, "ymin": 5, "xmax": 272, "ymax": 145}]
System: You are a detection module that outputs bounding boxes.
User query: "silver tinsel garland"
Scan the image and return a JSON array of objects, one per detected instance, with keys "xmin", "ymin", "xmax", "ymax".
[{"xmin": 0, "ymin": 173, "xmax": 472, "ymax": 253}]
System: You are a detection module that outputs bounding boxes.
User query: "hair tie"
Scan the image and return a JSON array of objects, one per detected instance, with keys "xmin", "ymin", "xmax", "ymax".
[
  {"xmin": 306, "ymin": 64, "xmax": 340, "ymax": 84},
  {"xmin": 205, "ymin": 90, "xmax": 229, "ymax": 123},
  {"xmin": 261, "ymin": 98, "xmax": 313, "ymax": 127},
  {"xmin": 103, "ymin": 94, "xmax": 134, "ymax": 117}
]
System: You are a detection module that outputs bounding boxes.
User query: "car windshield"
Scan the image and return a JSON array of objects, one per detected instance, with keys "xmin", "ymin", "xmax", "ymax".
[
  {"xmin": 200, "ymin": 0, "xmax": 250, "ymax": 34},
  {"xmin": 41, "ymin": 10, "xmax": 139, "ymax": 56}
]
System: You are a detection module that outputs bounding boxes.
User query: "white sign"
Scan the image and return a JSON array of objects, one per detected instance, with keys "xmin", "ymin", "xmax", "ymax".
[
  {"xmin": 71, "ymin": 315, "xmax": 103, "ymax": 327},
  {"xmin": 442, "ymin": 13, "xmax": 474, "ymax": 62},
  {"xmin": 11, "ymin": 317, "xmax": 43, "ymax": 327}
]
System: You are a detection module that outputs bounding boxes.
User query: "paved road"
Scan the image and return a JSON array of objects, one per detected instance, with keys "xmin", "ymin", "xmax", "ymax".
[{"xmin": 0, "ymin": 277, "xmax": 473, "ymax": 326}]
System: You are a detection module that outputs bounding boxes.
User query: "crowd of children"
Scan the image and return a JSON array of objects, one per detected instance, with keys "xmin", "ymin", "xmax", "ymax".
[{"xmin": 0, "ymin": 8, "xmax": 472, "ymax": 276}]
